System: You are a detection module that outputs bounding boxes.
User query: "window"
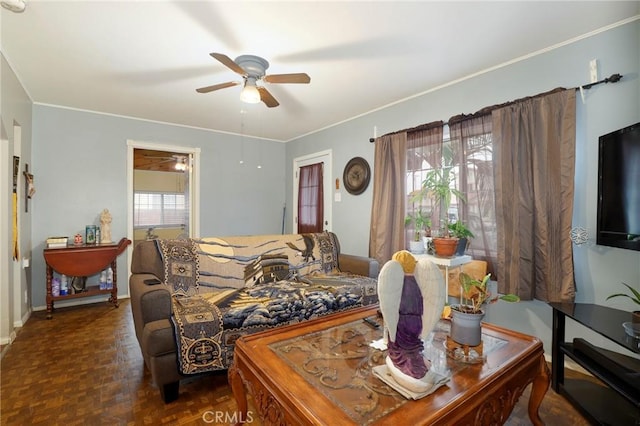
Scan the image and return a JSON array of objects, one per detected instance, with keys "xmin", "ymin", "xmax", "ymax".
[
  {"xmin": 134, "ymin": 191, "xmax": 186, "ymax": 228},
  {"xmin": 406, "ymin": 137, "xmax": 462, "ymax": 236},
  {"xmin": 405, "ymin": 118, "xmax": 497, "ymax": 265}
]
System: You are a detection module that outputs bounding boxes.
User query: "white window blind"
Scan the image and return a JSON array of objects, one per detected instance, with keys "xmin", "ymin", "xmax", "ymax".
[{"xmin": 134, "ymin": 192, "xmax": 186, "ymax": 228}]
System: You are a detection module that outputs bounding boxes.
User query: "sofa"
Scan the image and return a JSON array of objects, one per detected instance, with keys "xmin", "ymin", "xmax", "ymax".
[{"xmin": 129, "ymin": 231, "xmax": 379, "ymax": 403}]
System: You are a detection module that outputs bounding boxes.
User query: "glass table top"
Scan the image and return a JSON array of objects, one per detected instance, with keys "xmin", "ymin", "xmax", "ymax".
[{"xmin": 269, "ymin": 315, "xmax": 507, "ymax": 424}]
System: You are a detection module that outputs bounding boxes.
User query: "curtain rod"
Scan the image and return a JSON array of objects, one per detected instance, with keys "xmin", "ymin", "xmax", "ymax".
[
  {"xmin": 577, "ymin": 73, "xmax": 622, "ymax": 90},
  {"xmin": 369, "ymin": 73, "xmax": 623, "ymax": 143}
]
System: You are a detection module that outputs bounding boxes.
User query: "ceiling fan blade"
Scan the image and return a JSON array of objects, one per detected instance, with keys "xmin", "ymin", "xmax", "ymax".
[
  {"xmin": 263, "ymin": 73, "xmax": 310, "ymax": 84},
  {"xmin": 210, "ymin": 52, "xmax": 247, "ymax": 76},
  {"xmin": 155, "ymin": 158, "xmax": 177, "ymax": 164},
  {"xmin": 196, "ymin": 81, "xmax": 240, "ymax": 93},
  {"xmin": 257, "ymin": 87, "xmax": 280, "ymax": 108}
]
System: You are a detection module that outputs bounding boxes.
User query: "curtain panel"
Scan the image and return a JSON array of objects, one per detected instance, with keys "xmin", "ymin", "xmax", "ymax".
[
  {"xmin": 448, "ymin": 114, "xmax": 497, "ymax": 275},
  {"xmin": 298, "ymin": 163, "xmax": 324, "ymax": 233},
  {"xmin": 369, "ymin": 133, "xmax": 408, "ymax": 265},
  {"xmin": 406, "ymin": 124, "xmax": 444, "ymax": 238},
  {"xmin": 493, "ymin": 89, "xmax": 576, "ymax": 302}
]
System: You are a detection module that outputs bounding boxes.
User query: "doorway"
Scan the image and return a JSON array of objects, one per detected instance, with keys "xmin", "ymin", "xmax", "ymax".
[
  {"xmin": 293, "ymin": 150, "xmax": 332, "ymax": 233},
  {"xmin": 126, "ymin": 141, "xmax": 200, "ymax": 293}
]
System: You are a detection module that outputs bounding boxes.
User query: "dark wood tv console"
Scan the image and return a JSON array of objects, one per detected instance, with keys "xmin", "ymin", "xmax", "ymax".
[{"xmin": 549, "ymin": 303, "xmax": 640, "ymax": 425}]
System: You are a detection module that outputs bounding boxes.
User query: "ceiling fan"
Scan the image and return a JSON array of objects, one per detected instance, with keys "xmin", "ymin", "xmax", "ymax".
[{"xmin": 196, "ymin": 53, "xmax": 311, "ymax": 108}]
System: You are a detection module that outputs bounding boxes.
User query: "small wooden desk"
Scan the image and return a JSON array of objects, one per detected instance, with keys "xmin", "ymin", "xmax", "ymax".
[
  {"xmin": 229, "ymin": 305, "xmax": 549, "ymax": 425},
  {"xmin": 43, "ymin": 237, "xmax": 130, "ymax": 318}
]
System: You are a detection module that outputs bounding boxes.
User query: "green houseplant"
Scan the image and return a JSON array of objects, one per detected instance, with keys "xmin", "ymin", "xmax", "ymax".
[
  {"xmin": 456, "ymin": 272, "xmax": 520, "ymax": 314},
  {"xmin": 419, "ymin": 167, "xmax": 466, "ymax": 257},
  {"xmin": 448, "ymin": 221, "xmax": 474, "ymax": 239},
  {"xmin": 450, "ymin": 272, "xmax": 520, "ymax": 346},
  {"xmin": 448, "ymin": 221, "xmax": 474, "ymax": 256},
  {"xmin": 404, "ymin": 209, "xmax": 431, "ymax": 242},
  {"xmin": 404, "ymin": 209, "xmax": 431, "ymax": 253},
  {"xmin": 606, "ymin": 282, "xmax": 640, "ymax": 323}
]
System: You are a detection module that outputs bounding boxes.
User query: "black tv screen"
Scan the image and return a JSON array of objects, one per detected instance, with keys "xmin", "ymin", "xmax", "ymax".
[{"xmin": 596, "ymin": 122, "xmax": 640, "ymax": 251}]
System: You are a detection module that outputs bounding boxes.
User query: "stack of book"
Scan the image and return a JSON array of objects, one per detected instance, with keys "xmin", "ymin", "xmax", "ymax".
[{"xmin": 46, "ymin": 236, "xmax": 68, "ymax": 248}]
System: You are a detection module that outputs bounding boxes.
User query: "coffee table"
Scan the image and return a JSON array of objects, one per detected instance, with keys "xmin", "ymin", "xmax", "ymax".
[{"xmin": 229, "ymin": 305, "xmax": 549, "ymax": 425}]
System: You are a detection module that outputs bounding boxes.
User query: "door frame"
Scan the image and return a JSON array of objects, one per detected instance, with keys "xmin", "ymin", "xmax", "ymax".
[
  {"xmin": 0, "ymin": 120, "xmax": 11, "ymax": 346},
  {"xmin": 126, "ymin": 140, "xmax": 200, "ymax": 295},
  {"xmin": 293, "ymin": 149, "xmax": 332, "ymax": 233}
]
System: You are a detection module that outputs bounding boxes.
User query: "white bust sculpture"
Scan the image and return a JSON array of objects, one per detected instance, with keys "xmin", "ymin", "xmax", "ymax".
[{"xmin": 100, "ymin": 208, "xmax": 113, "ymax": 243}]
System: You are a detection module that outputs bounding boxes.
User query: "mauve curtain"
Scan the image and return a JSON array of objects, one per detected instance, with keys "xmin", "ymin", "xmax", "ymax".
[
  {"xmin": 493, "ymin": 89, "xmax": 576, "ymax": 302},
  {"xmin": 449, "ymin": 114, "xmax": 497, "ymax": 274},
  {"xmin": 406, "ymin": 124, "xmax": 444, "ymax": 239},
  {"xmin": 297, "ymin": 163, "xmax": 324, "ymax": 233},
  {"xmin": 369, "ymin": 133, "xmax": 407, "ymax": 265}
]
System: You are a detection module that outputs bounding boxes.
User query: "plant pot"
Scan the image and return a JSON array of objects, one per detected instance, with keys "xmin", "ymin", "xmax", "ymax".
[
  {"xmin": 433, "ymin": 237, "xmax": 458, "ymax": 257},
  {"xmin": 408, "ymin": 240, "xmax": 424, "ymax": 254},
  {"xmin": 423, "ymin": 236, "xmax": 434, "ymax": 255},
  {"xmin": 450, "ymin": 304, "xmax": 485, "ymax": 346},
  {"xmin": 455, "ymin": 237, "xmax": 468, "ymax": 256},
  {"xmin": 633, "ymin": 311, "xmax": 640, "ymax": 324}
]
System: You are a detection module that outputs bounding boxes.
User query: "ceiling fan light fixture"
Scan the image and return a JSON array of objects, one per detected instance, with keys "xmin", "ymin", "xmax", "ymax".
[
  {"xmin": 175, "ymin": 157, "xmax": 187, "ymax": 171},
  {"xmin": 1, "ymin": 0, "xmax": 26, "ymax": 12},
  {"xmin": 240, "ymin": 79, "xmax": 261, "ymax": 104}
]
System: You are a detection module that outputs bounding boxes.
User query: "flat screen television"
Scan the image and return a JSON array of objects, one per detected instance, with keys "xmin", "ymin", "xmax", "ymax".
[{"xmin": 596, "ymin": 122, "xmax": 640, "ymax": 251}]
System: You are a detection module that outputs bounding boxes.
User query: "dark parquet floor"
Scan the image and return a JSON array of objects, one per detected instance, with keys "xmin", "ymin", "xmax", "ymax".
[{"xmin": 1, "ymin": 299, "xmax": 593, "ymax": 425}]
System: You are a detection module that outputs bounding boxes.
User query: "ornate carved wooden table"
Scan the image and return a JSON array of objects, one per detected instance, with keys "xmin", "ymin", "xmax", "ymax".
[
  {"xmin": 43, "ymin": 237, "xmax": 131, "ymax": 318},
  {"xmin": 229, "ymin": 304, "xmax": 549, "ymax": 425}
]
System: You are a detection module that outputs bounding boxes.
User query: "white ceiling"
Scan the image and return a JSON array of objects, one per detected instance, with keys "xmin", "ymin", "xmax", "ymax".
[{"xmin": 1, "ymin": 1, "xmax": 638, "ymax": 142}]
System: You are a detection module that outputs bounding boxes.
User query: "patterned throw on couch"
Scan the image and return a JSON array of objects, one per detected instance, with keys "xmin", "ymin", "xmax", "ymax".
[{"xmin": 159, "ymin": 232, "xmax": 378, "ymax": 375}]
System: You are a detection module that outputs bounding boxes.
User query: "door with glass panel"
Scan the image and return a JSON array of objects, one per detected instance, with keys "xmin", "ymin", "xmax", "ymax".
[{"xmin": 293, "ymin": 150, "xmax": 332, "ymax": 234}]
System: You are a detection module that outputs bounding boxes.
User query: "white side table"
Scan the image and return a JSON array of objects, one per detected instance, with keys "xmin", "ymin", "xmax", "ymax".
[{"xmin": 414, "ymin": 254, "xmax": 472, "ymax": 299}]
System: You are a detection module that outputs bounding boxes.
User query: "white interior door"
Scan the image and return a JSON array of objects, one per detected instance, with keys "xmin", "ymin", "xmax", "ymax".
[{"xmin": 293, "ymin": 150, "xmax": 332, "ymax": 233}]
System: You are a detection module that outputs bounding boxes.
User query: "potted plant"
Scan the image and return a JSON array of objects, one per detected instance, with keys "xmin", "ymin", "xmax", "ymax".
[
  {"xmin": 448, "ymin": 221, "xmax": 474, "ymax": 256},
  {"xmin": 404, "ymin": 209, "xmax": 431, "ymax": 253},
  {"xmin": 606, "ymin": 282, "xmax": 640, "ymax": 323},
  {"xmin": 420, "ymin": 167, "xmax": 465, "ymax": 257},
  {"xmin": 450, "ymin": 272, "xmax": 520, "ymax": 346}
]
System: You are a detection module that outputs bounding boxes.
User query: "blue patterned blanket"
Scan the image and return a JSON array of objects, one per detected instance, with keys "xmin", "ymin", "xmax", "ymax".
[{"xmin": 160, "ymin": 238, "xmax": 378, "ymax": 375}]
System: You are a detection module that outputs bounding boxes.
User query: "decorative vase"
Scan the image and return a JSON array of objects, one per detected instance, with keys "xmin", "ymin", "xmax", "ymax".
[
  {"xmin": 450, "ymin": 304, "xmax": 484, "ymax": 346},
  {"xmin": 423, "ymin": 236, "xmax": 434, "ymax": 255},
  {"xmin": 408, "ymin": 240, "xmax": 424, "ymax": 254},
  {"xmin": 455, "ymin": 237, "xmax": 468, "ymax": 256},
  {"xmin": 433, "ymin": 237, "xmax": 458, "ymax": 257}
]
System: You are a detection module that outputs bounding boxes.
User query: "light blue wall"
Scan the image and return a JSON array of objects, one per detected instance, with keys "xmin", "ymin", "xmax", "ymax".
[
  {"xmin": 1, "ymin": 53, "xmax": 33, "ymax": 341},
  {"xmin": 31, "ymin": 106, "xmax": 286, "ymax": 308},
  {"xmin": 286, "ymin": 20, "xmax": 640, "ymax": 357}
]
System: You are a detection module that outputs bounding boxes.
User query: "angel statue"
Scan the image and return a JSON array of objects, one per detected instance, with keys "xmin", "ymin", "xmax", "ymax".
[
  {"xmin": 377, "ymin": 250, "xmax": 446, "ymax": 393},
  {"xmin": 100, "ymin": 209, "xmax": 113, "ymax": 244}
]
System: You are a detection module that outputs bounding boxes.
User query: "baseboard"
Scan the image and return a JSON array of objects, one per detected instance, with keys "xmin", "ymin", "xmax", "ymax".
[
  {"xmin": 545, "ymin": 351, "xmax": 592, "ymax": 375},
  {"xmin": 31, "ymin": 294, "xmax": 131, "ymax": 312},
  {"xmin": 13, "ymin": 306, "xmax": 31, "ymax": 328},
  {"xmin": 0, "ymin": 330, "xmax": 17, "ymax": 346}
]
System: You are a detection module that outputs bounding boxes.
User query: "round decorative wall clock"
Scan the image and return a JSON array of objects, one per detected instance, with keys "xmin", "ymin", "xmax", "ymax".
[{"xmin": 343, "ymin": 157, "xmax": 371, "ymax": 195}]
